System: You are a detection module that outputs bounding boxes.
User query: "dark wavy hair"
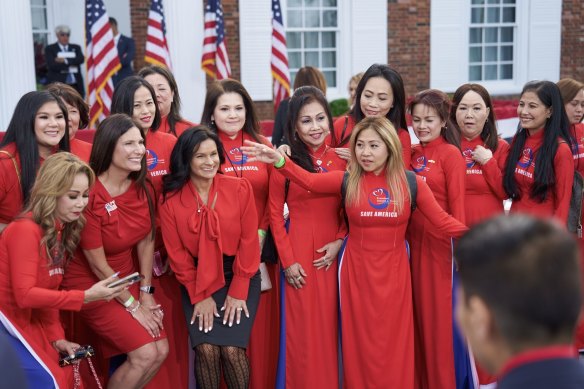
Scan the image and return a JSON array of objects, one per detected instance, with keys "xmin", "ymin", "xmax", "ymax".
[
  {"xmin": 0, "ymin": 91, "xmax": 70, "ymax": 205},
  {"xmin": 111, "ymin": 76, "xmax": 161, "ymax": 132},
  {"xmin": 46, "ymin": 82, "xmax": 90, "ymax": 131},
  {"xmin": 409, "ymin": 89, "xmax": 460, "ymax": 149},
  {"xmin": 450, "ymin": 83, "xmax": 499, "ymax": 151},
  {"xmin": 200, "ymin": 79, "xmax": 261, "ymax": 142},
  {"xmin": 285, "ymin": 86, "xmax": 335, "ymax": 172},
  {"xmin": 351, "ymin": 64, "xmax": 408, "ymax": 133},
  {"xmin": 503, "ymin": 81, "xmax": 573, "ymax": 202},
  {"xmin": 138, "ymin": 65, "xmax": 186, "ymax": 136},
  {"xmin": 90, "ymin": 114, "xmax": 155, "ymax": 237},
  {"xmin": 162, "ymin": 126, "xmax": 226, "ymax": 200}
]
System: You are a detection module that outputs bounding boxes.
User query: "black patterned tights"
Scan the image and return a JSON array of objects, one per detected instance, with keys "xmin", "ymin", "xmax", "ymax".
[{"xmin": 194, "ymin": 344, "xmax": 250, "ymax": 389}]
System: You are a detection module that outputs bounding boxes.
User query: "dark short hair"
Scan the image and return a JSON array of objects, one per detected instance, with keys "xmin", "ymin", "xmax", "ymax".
[
  {"xmin": 108, "ymin": 17, "xmax": 118, "ymax": 27},
  {"xmin": 409, "ymin": 88, "xmax": 460, "ymax": 149},
  {"xmin": 455, "ymin": 215, "xmax": 582, "ymax": 350},
  {"xmin": 450, "ymin": 83, "xmax": 499, "ymax": 151},
  {"xmin": 0, "ymin": 91, "xmax": 70, "ymax": 204},
  {"xmin": 162, "ymin": 126, "xmax": 225, "ymax": 199},
  {"xmin": 111, "ymin": 76, "xmax": 161, "ymax": 132},
  {"xmin": 46, "ymin": 82, "xmax": 90, "ymax": 130},
  {"xmin": 200, "ymin": 79, "xmax": 261, "ymax": 142}
]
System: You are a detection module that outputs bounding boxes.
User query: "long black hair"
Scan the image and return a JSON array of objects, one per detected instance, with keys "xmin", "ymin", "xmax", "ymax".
[
  {"xmin": 351, "ymin": 64, "xmax": 408, "ymax": 132},
  {"xmin": 138, "ymin": 65, "xmax": 186, "ymax": 136},
  {"xmin": 111, "ymin": 76, "xmax": 161, "ymax": 132},
  {"xmin": 285, "ymin": 86, "xmax": 335, "ymax": 172},
  {"xmin": 90, "ymin": 114, "xmax": 156, "ymax": 237},
  {"xmin": 0, "ymin": 91, "xmax": 70, "ymax": 205},
  {"xmin": 162, "ymin": 126, "xmax": 226, "ymax": 200},
  {"xmin": 503, "ymin": 81, "xmax": 573, "ymax": 202}
]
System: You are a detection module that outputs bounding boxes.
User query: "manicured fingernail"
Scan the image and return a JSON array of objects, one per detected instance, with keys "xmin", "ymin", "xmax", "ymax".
[
  {"xmin": 223, "ymin": 320, "xmax": 226, "ymax": 325},
  {"xmin": 236, "ymin": 319, "xmax": 240, "ymax": 325},
  {"xmin": 229, "ymin": 322, "xmax": 233, "ymax": 327},
  {"xmin": 112, "ymin": 272, "xmax": 120, "ymax": 277}
]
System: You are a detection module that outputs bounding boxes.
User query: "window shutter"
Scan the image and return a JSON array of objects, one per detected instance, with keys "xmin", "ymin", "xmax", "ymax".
[{"xmin": 526, "ymin": 0, "xmax": 561, "ymax": 81}]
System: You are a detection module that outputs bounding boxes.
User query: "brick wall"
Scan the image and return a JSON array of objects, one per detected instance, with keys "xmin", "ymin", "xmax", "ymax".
[
  {"xmin": 387, "ymin": 0, "xmax": 431, "ymax": 97},
  {"xmin": 560, "ymin": 0, "xmax": 584, "ymax": 81},
  {"xmin": 129, "ymin": 0, "xmax": 149, "ymax": 73}
]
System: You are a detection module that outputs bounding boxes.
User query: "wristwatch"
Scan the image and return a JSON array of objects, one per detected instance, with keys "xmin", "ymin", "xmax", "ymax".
[{"xmin": 140, "ymin": 285, "xmax": 155, "ymax": 294}]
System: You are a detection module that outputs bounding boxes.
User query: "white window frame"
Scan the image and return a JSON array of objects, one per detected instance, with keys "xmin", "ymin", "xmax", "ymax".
[{"xmin": 285, "ymin": 0, "xmax": 340, "ymax": 90}]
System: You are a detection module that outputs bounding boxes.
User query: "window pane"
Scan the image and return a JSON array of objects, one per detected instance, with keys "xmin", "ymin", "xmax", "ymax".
[
  {"xmin": 500, "ymin": 27, "xmax": 513, "ymax": 42},
  {"xmin": 31, "ymin": 8, "xmax": 47, "ymax": 30},
  {"xmin": 304, "ymin": 32, "xmax": 319, "ymax": 48},
  {"xmin": 304, "ymin": 51, "xmax": 319, "ymax": 66},
  {"xmin": 485, "ymin": 46, "xmax": 498, "ymax": 61},
  {"xmin": 287, "ymin": 32, "xmax": 301, "ymax": 49},
  {"xmin": 289, "ymin": 0, "xmax": 302, "ymax": 6},
  {"xmin": 487, "ymin": 0, "xmax": 500, "ymax": 4},
  {"xmin": 31, "ymin": 0, "xmax": 46, "ymax": 5},
  {"xmin": 324, "ymin": 71, "xmax": 336, "ymax": 87},
  {"xmin": 289, "ymin": 52, "xmax": 302, "ymax": 68},
  {"xmin": 485, "ymin": 27, "xmax": 498, "ymax": 43},
  {"xmin": 502, "ymin": 7, "xmax": 515, "ymax": 22},
  {"xmin": 323, "ymin": 0, "xmax": 337, "ymax": 6},
  {"xmin": 469, "ymin": 47, "xmax": 482, "ymax": 62},
  {"xmin": 322, "ymin": 50, "xmax": 336, "ymax": 67},
  {"xmin": 470, "ymin": 65, "xmax": 482, "ymax": 81},
  {"xmin": 322, "ymin": 31, "xmax": 335, "ymax": 48},
  {"xmin": 304, "ymin": 10, "xmax": 320, "ymax": 27},
  {"xmin": 470, "ymin": 28, "xmax": 482, "ymax": 44},
  {"xmin": 500, "ymin": 45, "xmax": 513, "ymax": 61},
  {"xmin": 305, "ymin": 0, "xmax": 318, "ymax": 8},
  {"xmin": 471, "ymin": 8, "xmax": 484, "ymax": 23},
  {"xmin": 500, "ymin": 64, "xmax": 513, "ymax": 79},
  {"xmin": 288, "ymin": 10, "xmax": 302, "ymax": 27},
  {"xmin": 33, "ymin": 32, "xmax": 48, "ymax": 46},
  {"xmin": 323, "ymin": 10, "xmax": 337, "ymax": 27},
  {"xmin": 290, "ymin": 71, "xmax": 297, "ymax": 86},
  {"xmin": 485, "ymin": 64, "xmax": 498, "ymax": 80},
  {"xmin": 471, "ymin": 0, "xmax": 485, "ymax": 4},
  {"xmin": 503, "ymin": 0, "xmax": 515, "ymax": 3},
  {"xmin": 486, "ymin": 7, "xmax": 500, "ymax": 23}
]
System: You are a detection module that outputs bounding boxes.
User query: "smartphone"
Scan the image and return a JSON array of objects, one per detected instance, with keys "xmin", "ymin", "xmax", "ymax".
[
  {"xmin": 59, "ymin": 345, "xmax": 95, "ymax": 367},
  {"xmin": 108, "ymin": 272, "xmax": 144, "ymax": 288}
]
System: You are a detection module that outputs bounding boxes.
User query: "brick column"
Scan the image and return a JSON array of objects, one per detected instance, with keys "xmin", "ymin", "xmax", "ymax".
[
  {"xmin": 560, "ymin": 0, "xmax": 584, "ymax": 81},
  {"xmin": 129, "ymin": 0, "xmax": 149, "ymax": 73}
]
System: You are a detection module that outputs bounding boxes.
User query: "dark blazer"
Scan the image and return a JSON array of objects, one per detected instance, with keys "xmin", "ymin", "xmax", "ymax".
[
  {"xmin": 112, "ymin": 34, "xmax": 135, "ymax": 87},
  {"xmin": 271, "ymin": 98, "xmax": 290, "ymax": 147},
  {"xmin": 45, "ymin": 42, "xmax": 85, "ymax": 97},
  {"xmin": 498, "ymin": 357, "xmax": 584, "ymax": 389}
]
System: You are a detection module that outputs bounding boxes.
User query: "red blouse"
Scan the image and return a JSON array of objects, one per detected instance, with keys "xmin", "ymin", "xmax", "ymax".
[
  {"xmin": 145, "ymin": 130, "xmax": 177, "ymax": 196},
  {"xmin": 159, "ymin": 116, "xmax": 195, "ymax": 138},
  {"xmin": 159, "ymin": 174, "xmax": 259, "ymax": 305},
  {"xmin": 510, "ymin": 129, "xmax": 574, "ymax": 223},
  {"xmin": 0, "ymin": 143, "xmax": 22, "ymax": 224},
  {"xmin": 69, "ymin": 137, "xmax": 92, "ymax": 163},
  {"xmin": 571, "ymin": 123, "xmax": 584, "ymax": 176},
  {"xmin": 218, "ymin": 130, "xmax": 272, "ymax": 230}
]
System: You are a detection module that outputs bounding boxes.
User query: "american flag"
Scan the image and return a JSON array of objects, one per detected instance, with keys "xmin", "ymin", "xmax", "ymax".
[
  {"xmin": 271, "ymin": 0, "xmax": 291, "ymax": 111},
  {"xmin": 201, "ymin": 0, "xmax": 231, "ymax": 80},
  {"xmin": 85, "ymin": 0, "xmax": 121, "ymax": 126},
  {"xmin": 145, "ymin": 0, "xmax": 172, "ymax": 69}
]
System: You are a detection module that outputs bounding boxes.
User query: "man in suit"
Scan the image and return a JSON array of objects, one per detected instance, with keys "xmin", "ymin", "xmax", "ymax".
[
  {"xmin": 109, "ymin": 17, "xmax": 135, "ymax": 88},
  {"xmin": 454, "ymin": 214, "xmax": 584, "ymax": 389},
  {"xmin": 45, "ymin": 25, "xmax": 85, "ymax": 98}
]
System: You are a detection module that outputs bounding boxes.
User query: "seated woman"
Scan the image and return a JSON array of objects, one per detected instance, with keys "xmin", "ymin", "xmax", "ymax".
[
  {"xmin": 0, "ymin": 152, "xmax": 124, "ymax": 389},
  {"xmin": 159, "ymin": 126, "xmax": 261, "ymax": 389}
]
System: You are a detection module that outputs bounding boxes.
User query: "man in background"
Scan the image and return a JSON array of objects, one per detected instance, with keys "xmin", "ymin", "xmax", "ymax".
[
  {"xmin": 109, "ymin": 17, "xmax": 135, "ymax": 88},
  {"xmin": 45, "ymin": 25, "xmax": 85, "ymax": 97},
  {"xmin": 455, "ymin": 215, "xmax": 584, "ymax": 389}
]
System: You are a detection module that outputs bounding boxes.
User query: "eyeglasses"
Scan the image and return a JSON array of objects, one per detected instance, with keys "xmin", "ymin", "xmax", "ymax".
[{"xmin": 58, "ymin": 32, "xmax": 70, "ymax": 37}]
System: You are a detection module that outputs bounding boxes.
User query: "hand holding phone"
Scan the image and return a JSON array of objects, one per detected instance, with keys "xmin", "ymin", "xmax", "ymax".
[
  {"xmin": 108, "ymin": 272, "xmax": 144, "ymax": 288},
  {"xmin": 59, "ymin": 345, "xmax": 95, "ymax": 367}
]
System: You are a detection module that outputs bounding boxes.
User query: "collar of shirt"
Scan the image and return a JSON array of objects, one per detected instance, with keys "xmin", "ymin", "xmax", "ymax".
[{"xmin": 499, "ymin": 345, "xmax": 576, "ymax": 377}]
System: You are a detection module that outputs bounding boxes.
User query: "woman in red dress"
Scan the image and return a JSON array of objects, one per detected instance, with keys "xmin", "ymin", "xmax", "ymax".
[
  {"xmin": 503, "ymin": 81, "xmax": 574, "ymax": 223},
  {"xmin": 270, "ymin": 86, "xmax": 346, "ymax": 388},
  {"xmin": 0, "ymin": 152, "xmax": 123, "ymax": 389},
  {"xmin": 159, "ymin": 127, "xmax": 261, "ymax": 388},
  {"xmin": 451, "ymin": 84, "xmax": 510, "ymax": 385},
  {"xmin": 0, "ymin": 91, "xmax": 70, "ymax": 232},
  {"xmin": 62, "ymin": 114, "xmax": 168, "ymax": 389},
  {"xmin": 201, "ymin": 79, "xmax": 278, "ymax": 389},
  {"xmin": 243, "ymin": 116, "xmax": 468, "ymax": 388},
  {"xmin": 109, "ymin": 76, "xmax": 186, "ymax": 389},
  {"xmin": 557, "ymin": 78, "xmax": 584, "ymax": 355},
  {"xmin": 47, "ymin": 83, "xmax": 93, "ymax": 162},
  {"xmin": 408, "ymin": 89, "xmax": 472, "ymax": 389},
  {"xmin": 332, "ymin": 64, "xmax": 411, "ymax": 166},
  {"xmin": 138, "ymin": 65, "xmax": 195, "ymax": 138}
]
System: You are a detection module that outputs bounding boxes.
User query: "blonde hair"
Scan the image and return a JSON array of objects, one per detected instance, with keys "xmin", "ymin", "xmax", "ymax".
[
  {"xmin": 345, "ymin": 116, "xmax": 410, "ymax": 213},
  {"xmin": 23, "ymin": 152, "xmax": 95, "ymax": 265},
  {"xmin": 349, "ymin": 72, "xmax": 364, "ymax": 87}
]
